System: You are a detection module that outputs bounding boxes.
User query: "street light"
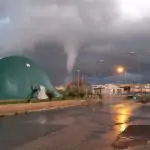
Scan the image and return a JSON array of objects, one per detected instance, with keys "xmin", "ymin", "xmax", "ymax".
[
  {"xmin": 130, "ymin": 51, "xmax": 135, "ymax": 54},
  {"xmin": 76, "ymin": 70, "xmax": 80, "ymax": 90},
  {"xmin": 129, "ymin": 51, "xmax": 141, "ymax": 83},
  {"xmin": 129, "ymin": 51, "xmax": 143, "ymax": 92},
  {"xmin": 117, "ymin": 66, "xmax": 125, "ymax": 74},
  {"xmin": 99, "ymin": 59, "xmax": 104, "ymax": 64},
  {"xmin": 116, "ymin": 66, "xmax": 127, "ymax": 84},
  {"xmin": 96, "ymin": 60, "xmax": 105, "ymax": 83}
]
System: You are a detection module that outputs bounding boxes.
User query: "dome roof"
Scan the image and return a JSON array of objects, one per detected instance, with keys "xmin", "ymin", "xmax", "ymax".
[{"xmin": 0, "ymin": 56, "xmax": 61, "ymax": 100}]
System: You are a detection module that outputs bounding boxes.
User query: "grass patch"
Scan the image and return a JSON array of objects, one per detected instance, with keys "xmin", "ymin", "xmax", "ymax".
[{"xmin": 0, "ymin": 100, "xmax": 28, "ymax": 105}]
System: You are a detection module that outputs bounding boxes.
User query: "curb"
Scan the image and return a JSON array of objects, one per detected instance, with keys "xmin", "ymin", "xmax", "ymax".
[{"xmin": 0, "ymin": 100, "xmax": 100, "ymax": 117}]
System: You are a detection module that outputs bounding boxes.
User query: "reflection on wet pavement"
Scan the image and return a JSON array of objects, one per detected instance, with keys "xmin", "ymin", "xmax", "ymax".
[
  {"xmin": 2, "ymin": 100, "xmax": 150, "ymax": 150},
  {"xmin": 112, "ymin": 103, "xmax": 133, "ymax": 133},
  {"xmin": 112, "ymin": 125, "xmax": 150, "ymax": 149},
  {"xmin": 112, "ymin": 103, "xmax": 150, "ymax": 150}
]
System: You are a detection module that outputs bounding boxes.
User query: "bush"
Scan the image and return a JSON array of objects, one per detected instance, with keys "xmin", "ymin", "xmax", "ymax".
[
  {"xmin": 46, "ymin": 91, "xmax": 55, "ymax": 100},
  {"xmin": 60, "ymin": 86, "xmax": 87, "ymax": 99},
  {"xmin": 79, "ymin": 91, "xmax": 85, "ymax": 98},
  {"xmin": 126, "ymin": 95, "xmax": 134, "ymax": 99}
]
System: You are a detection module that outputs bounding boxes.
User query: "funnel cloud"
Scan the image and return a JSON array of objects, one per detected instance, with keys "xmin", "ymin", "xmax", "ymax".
[
  {"xmin": 64, "ymin": 39, "xmax": 80, "ymax": 72},
  {"xmin": 0, "ymin": 0, "xmax": 150, "ymax": 84}
]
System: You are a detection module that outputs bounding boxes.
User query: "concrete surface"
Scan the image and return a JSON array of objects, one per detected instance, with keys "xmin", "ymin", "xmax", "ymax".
[
  {"xmin": 0, "ymin": 99, "xmax": 99, "ymax": 116},
  {"xmin": 0, "ymin": 98, "xmax": 150, "ymax": 150}
]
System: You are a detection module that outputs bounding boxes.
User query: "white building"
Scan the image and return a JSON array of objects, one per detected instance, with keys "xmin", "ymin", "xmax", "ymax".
[
  {"xmin": 91, "ymin": 84, "xmax": 124, "ymax": 95},
  {"xmin": 130, "ymin": 84, "xmax": 150, "ymax": 93},
  {"xmin": 103, "ymin": 84, "xmax": 124, "ymax": 95}
]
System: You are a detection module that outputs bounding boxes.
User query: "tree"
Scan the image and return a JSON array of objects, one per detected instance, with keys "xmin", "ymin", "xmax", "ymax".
[{"xmin": 46, "ymin": 91, "xmax": 55, "ymax": 100}]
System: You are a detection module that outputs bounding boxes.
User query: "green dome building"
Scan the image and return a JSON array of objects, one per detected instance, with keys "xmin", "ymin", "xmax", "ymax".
[{"xmin": 0, "ymin": 56, "xmax": 61, "ymax": 100}]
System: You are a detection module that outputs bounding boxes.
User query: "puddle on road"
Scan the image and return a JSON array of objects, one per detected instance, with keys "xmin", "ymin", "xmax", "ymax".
[
  {"xmin": 112, "ymin": 105, "xmax": 131, "ymax": 133},
  {"xmin": 112, "ymin": 125, "xmax": 150, "ymax": 150},
  {"xmin": 111, "ymin": 104, "xmax": 150, "ymax": 149}
]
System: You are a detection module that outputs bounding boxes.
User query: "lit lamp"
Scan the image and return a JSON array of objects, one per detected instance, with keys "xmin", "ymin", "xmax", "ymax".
[{"xmin": 117, "ymin": 66, "xmax": 125, "ymax": 74}]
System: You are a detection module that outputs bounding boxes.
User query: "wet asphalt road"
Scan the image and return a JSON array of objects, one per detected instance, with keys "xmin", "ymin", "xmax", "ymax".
[{"xmin": 1, "ymin": 99, "xmax": 150, "ymax": 150}]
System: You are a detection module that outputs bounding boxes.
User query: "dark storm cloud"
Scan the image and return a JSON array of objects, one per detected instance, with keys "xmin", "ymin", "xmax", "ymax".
[
  {"xmin": 0, "ymin": 0, "xmax": 119, "ymax": 52},
  {"xmin": 0, "ymin": 0, "xmax": 150, "ymax": 84},
  {"xmin": 24, "ymin": 43, "xmax": 67, "ymax": 85}
]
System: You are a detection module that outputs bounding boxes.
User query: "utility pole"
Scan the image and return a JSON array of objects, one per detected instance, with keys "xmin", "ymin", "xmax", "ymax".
[
  {"xmin": 129, "ymin": 51, "xmax": 142, "ymax": 83},
  {"xmin": 77, "ymin": 70, "xmax": 80, "ymax": 90},
  {"xmin": 81, "ymin": 72, "xmax": 84, "ymax": 87}
]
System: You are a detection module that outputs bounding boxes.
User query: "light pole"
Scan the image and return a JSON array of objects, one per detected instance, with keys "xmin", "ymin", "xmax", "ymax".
[
  {"xmin": 81, "ymin": 71, "xmax": 84, "ymax": 87},
  {"xmin": 94, "ymin": 60, "xmax": 105, "ymax": 99},
  {"xmin": 77, "ymin": 70, "xmax": 80, "ymax": 90},
  {"xmin": 129, "ymin": 51, "xmax": 142, "ymax": 83},
  {"xmin": 96, "ymin": 59, "xmax": 104, "ymax": 79},
  {"xmin": 116, "ymin": 66, "xmax": 127, "ymax": 84},
  {"xmin": 99, "ymin": 59, "xmax": 104, "ymax": 64},
  {"xmin": 96, "ymin": 59, "xmax": 104, "ymax": 64},
  {"xmin": 129, "ymin": 51, "xmax": 142, "ymax": 93},
  {"xmin": 99, "ymin": 60, "xmax": 104, "ymax": 77}
]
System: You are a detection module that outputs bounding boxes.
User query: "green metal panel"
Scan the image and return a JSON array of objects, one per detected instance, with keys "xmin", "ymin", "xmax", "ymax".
[{"xmin": 0, "ymin": 56, "xmax": 61, "ymax": 100}]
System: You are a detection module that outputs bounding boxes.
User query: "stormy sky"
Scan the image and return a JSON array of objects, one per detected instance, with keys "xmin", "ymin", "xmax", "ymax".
[{"xmin": 0, "ymin": 0, "xmax": 150, "ymax": 85}]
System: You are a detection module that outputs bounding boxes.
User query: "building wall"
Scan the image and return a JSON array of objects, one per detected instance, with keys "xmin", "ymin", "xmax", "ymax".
[{"xmin": 91, "ymin": 84, "xmax": 124, "ymax": 95}]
